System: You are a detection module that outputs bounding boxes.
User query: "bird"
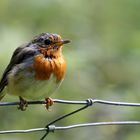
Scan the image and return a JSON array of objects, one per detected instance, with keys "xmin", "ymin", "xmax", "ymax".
[{"xmin": 0, "ymin": 33, "xmax": 70, "ymax": 110}]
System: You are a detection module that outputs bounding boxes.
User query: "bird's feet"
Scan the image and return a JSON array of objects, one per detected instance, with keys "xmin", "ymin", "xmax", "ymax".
[
  {"xmin": 45, "ymin": 97, "xmax": 54, "ymax": 110},
  {"xmin": 18, "ymin": 96, "xmax": 28, "ymax": 111}
]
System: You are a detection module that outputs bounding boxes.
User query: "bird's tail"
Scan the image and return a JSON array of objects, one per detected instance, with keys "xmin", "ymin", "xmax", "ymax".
[
  {"xmin": 0, "ymin": 78, "xmax": 7, "ymax": 100},
  {"xmin": 0, "ymin": 85, "xmax": 6, "ymax": 100}
]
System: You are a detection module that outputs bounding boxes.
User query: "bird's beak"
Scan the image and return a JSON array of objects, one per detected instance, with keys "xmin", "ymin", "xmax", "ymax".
[
  {"xmin": 55, "ymin": 40, "xmax": 71, "ymax": 46},
  {"xmin": 62, "ymin": 40, "xmax": 71, "ymax": 44}
]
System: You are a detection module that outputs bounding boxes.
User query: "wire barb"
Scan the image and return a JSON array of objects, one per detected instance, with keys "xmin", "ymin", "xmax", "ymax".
[
  {"xmin": 48, "ymin": 125, "xmax": 55, "ymax": 133},
  {"xmin": 86, "ymin": 98, "xmax": 93, "ymax": 106}
]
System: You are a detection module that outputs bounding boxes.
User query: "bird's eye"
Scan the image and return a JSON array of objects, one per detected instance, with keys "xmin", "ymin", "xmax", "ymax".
[{"xmin": 44, "ymin": 39, "xmax": 51, "ymax": 45}]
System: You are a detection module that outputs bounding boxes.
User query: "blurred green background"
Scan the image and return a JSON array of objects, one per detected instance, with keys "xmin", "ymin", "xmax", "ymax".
[{"xmin": 0, "ymin": 0, "xmax": 140, "ymax": 140}]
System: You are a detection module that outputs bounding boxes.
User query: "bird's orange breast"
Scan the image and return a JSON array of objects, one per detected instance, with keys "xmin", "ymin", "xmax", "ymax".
[{"xmin": 33, "ymin": 54, "xmax": 66, "ymax": 82}]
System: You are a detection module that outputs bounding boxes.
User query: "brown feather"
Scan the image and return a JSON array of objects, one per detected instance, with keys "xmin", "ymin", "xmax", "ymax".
[{"xmin": 33, "ymin": 48, "xmax": 66, "ymax": 82}]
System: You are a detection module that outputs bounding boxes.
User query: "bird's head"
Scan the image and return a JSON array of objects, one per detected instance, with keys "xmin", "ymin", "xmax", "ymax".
[{"xmin": 32, "ymin": 33, "xmax": 70, "ymax": 58}]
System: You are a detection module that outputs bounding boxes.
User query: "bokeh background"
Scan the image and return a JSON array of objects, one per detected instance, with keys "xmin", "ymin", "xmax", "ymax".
[{"xmin": 0, "ymin": 0, "xmax": 140, "ymax": 140}]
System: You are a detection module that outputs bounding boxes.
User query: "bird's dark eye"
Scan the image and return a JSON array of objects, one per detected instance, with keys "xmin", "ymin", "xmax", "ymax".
[{"xmin": 44, "ymin": 39, "xmax": 51, "ymax": 45}]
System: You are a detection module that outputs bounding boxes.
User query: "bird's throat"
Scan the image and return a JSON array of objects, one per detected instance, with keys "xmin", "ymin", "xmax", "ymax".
[
  {"xmin": 33, "ymin": 54, "xmax": 66, "ymax": 82},
  {"xmin": 39, "ymin": 47, "xmax": 62, "ymax": 59}
]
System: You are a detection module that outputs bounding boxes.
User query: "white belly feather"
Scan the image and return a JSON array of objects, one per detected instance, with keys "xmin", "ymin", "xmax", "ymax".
[{"xmin": 7, "ymin": 63, "xmax": 62, "ymax": 100}]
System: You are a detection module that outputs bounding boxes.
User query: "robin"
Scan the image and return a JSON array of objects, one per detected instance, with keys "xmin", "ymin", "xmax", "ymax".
[{"xmin": 0, "ymin": 33, "xmax": 70, "ymax": 110}]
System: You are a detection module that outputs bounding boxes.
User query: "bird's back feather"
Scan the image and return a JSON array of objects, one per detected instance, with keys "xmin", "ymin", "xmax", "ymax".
[{"xmin": 0, "ymin": 43, "xmax": 37, "ymax": 99}]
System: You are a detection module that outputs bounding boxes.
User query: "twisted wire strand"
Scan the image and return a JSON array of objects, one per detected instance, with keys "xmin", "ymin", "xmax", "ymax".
[
  {"xmin": 0, "ymin": 121, "xmax": 140, "ymax": 134},
  {"xmin": 1, "ymin": 98, "xmax": 140, "ymax": 106}
]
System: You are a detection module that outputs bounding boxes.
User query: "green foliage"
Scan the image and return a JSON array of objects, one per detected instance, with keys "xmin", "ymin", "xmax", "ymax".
[{"xmin": 0, "ymin": 0, "xmax": 140, "ymax": 139}]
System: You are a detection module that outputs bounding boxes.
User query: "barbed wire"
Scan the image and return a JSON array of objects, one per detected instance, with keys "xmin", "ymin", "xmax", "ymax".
[{"xmin": 0, "ymin": 98, "xmax": 140, "ymax": 140}]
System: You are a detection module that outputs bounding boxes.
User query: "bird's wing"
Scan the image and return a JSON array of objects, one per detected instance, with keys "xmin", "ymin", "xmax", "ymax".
[{"xmin": 0, "ymin": 43, "xmax": 38, "ymax": 93}]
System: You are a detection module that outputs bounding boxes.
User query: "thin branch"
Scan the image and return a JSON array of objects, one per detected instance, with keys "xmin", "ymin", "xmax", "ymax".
[{"xmin": 0, "ymin": 121, "xmax": 140, "ymax": 134}]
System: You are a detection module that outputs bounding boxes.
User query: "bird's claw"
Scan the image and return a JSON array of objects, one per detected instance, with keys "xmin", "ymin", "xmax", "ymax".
[
  {"xmin": 45, "ymin": 98, "xmax": 54, "ymax": 110},
  {"xmin": 18, "ymin": 97, "xmax": 28, "ymax": 111}
]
